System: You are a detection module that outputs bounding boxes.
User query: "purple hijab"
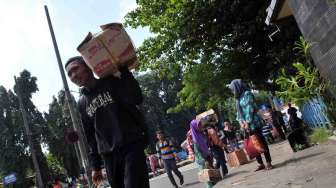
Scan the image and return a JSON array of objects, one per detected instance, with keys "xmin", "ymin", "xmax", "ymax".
[{"xmin": 190, "ymin": 119, "xmax": 209, "ymax": 156}]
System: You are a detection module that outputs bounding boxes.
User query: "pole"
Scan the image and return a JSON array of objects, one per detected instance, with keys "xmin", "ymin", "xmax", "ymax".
[
  {"xmin": 14, "ymin": 77, "xmax": 44, "ymax": 188},
  {"xmin": 44, "ymin": 5, "xmax": 92, "ymax": 186}
]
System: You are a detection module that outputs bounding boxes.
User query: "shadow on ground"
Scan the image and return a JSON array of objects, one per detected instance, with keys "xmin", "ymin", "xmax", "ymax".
[{"xmin": 273, "ymin": 152, "xmax": 325, "ymax": 169}]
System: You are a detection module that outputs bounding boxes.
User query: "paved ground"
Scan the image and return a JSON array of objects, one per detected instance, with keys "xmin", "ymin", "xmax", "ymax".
[
  {"xmin": 215, "ymin": 139, "xmax": 336, "ymax": 188},
  {"xmin": 150, "ymin": 167, "xmax": 202, "ymax": 188},
  {"xmin": 151, "ymin": 139, "xmax": 336, "ymax": 188}
]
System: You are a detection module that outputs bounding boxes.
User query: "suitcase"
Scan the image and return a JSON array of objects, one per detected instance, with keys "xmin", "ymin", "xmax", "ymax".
[
  {"xmin": 227, "ymin": 149, "xmax": 248, "ymax": 167},
  {"xmin": 198, "ymin": 169, "xmax": 222, "ymax": 182}
]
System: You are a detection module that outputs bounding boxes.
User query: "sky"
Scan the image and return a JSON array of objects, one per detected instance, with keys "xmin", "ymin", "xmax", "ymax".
[{"xmin": 0, "ymin": 0, "xmax": 151, "ymax": 112}]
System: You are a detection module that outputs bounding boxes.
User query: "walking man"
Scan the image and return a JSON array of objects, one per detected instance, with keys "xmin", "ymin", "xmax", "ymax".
[
  {"xmin": 268, "ymin": 106, "xmax": 287, "ymax": 140},
  {"xmin": 65, "ymin": 56, "xmax": 149, "ymax": 188},
  {"xmin": 156, "ymin": 131, "xmax": 184, "ymax": 188}
]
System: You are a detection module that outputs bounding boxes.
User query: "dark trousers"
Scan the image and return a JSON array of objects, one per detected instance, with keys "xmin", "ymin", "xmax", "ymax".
[
  {"xmin": 275, "ymin": 125, "xmax": 286, "ymax": 140},
  {"xmin": 162, "ymin": 158, "xmax": 183, "ymax": 187},
  {"xmin": 288, "ymin": 128, "xmax": 309, "ymax": 152},
  {"xmin": 102, "ymin": 142, "xmax": 149, "ymax": 188},
  {"xmin": 211, "ymin": 146, "xmax": 228, "ymax": 178},
  {"xmin": 253, "ymin": 129, "xmax": 272, "ymax": 164}
]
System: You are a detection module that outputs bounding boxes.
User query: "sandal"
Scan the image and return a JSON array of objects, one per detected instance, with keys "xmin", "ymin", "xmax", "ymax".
[{"xmin": 255, "ymin": 164, "xmax": 265, "ymax": 172}]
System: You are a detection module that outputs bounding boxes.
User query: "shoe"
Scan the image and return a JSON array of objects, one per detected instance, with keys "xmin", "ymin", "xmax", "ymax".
[
  {"xmin": 179, "ymin": 176, "xmax": 184, "ymax": 185},
  {"xmin": 254, "ymin": 164, "xmax": 265, "ymax": 172}
]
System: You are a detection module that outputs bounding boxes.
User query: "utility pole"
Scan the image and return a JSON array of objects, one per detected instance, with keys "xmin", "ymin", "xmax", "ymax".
[
  {"xmin": 44, "ymin": 5, "xmax": 92, "ymax": 186},
  {"xmin": 14, "ymin": 76, "xmax": 44, "ymax": 188}
]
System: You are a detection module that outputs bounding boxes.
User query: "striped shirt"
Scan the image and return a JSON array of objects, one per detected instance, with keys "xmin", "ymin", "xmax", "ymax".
[{"xmin": 156, "ymin": 139, "xmax": 176, "ymax": 160}]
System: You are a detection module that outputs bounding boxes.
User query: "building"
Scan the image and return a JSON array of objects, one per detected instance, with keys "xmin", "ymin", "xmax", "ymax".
[{"xmin": 266, "ymin": 0, "xmax": 336, "ymax": 84}]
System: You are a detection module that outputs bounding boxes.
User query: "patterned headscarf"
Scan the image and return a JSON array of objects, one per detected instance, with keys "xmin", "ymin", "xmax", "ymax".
[{"xmin": 229, "ymin": 79, "xmax": 250, "ymax": 120}]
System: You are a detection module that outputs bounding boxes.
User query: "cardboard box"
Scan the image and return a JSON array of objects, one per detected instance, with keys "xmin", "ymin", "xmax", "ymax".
[
  {"xmin": 196, "ymin": 109, "xmax": 215, "ymax": 121},
  {"xmin": 77, "ymin": 23, "xmax": 138, "ymax": 77},
  {"xmin": 227, "ymin": 149, "xmax": 248, "ymax": 167},
  {"xmin": 198, "ymin": 169, "xmax": 222, "ymax": 182}
]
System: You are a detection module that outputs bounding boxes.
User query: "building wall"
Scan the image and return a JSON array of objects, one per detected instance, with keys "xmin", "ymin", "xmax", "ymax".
[{"xmin": 288, "ymin": 0, "xmax": 336, "ymax": 84}]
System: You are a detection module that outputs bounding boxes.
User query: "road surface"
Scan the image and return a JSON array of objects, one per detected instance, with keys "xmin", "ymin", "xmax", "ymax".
[{"xmin": 150, "ymin": 165, "xmax": 205, "ymax": 188}]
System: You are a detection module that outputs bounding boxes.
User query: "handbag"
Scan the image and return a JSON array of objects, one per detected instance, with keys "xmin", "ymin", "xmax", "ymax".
[
  {"xmin": 250, "ymin": 134, "xmax": 265, "ymax": 153},
  {"xmin": 243, "ymin": 131, "xmax": 265, "ymax": 159}
]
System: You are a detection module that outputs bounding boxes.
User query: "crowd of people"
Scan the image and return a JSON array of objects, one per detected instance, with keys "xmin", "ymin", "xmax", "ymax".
[{"xmin": 63, "ymin": 54, "xmax": 309, "ymax": 188}]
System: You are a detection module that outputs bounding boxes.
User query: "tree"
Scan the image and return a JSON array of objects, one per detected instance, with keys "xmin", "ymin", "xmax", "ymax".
[
  {"xmin": 43, "ymin": 90, "xmax": 80, "ymax": 178},
  {"xmin": 14, "ymin": 70, "xmax": 51, "ymax": 185},
  {"xmin": 125, "ymin": 0, "xmax": 301, "ymax": 111},
  {"xmin": 0, "ymin": 86, "xmax": 31, "ymax": 186},
  {"xmin": 137, "ymin": 72, "xmax": 194, "ymax": 148}
]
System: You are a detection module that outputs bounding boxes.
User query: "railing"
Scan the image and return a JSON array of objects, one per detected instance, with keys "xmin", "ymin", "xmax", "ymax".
[{"xmin": 300, "ymin": 96, "xmax": 331, "ymax": 128}]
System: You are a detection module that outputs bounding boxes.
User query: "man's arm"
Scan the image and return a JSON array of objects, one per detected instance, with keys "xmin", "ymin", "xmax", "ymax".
[
  {"xmin": 119, "ymin": 66, "xmax": 143, "ymax": 105},
  {"xmin": 78, "ymin": 98, "xmax": 102, "ymax": 171}
]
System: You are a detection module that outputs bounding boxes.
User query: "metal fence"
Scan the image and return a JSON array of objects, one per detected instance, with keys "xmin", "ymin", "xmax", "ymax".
[{"xmin": 300, "ymin": 96, "xmax": 331, "ymax": 128}]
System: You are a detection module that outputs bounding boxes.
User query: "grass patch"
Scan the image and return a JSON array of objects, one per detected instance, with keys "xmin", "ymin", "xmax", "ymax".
[{"xmin": 310, "ymin": 128, "xmax": 332, "ymax": 144}]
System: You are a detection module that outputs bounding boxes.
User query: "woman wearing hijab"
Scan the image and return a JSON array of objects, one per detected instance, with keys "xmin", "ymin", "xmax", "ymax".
[
  {"xmin": 190, "ymin": 119, "xmax": 214, "ymax": 188},
  {"xmin": 229, "ymin": 79, "xmax": 273, "ymax": 171}
]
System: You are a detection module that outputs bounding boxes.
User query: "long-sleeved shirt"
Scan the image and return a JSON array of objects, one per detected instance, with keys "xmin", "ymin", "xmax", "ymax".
[
  {"xmin": 236, "ymin": 91, "xmax": 264, "ymax": 131},
  {"xmin": 78, "ymin": 67, "xmax": 147, "ymax": 170},
  {"xmin": 156, "ymin": 139, "xmax": 176, "ymax": 160}
]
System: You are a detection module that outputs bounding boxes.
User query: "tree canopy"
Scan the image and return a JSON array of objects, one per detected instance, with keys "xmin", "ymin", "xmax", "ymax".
[{"xmin": 125, "ymin": 0, "xmax": 301, "ymax": 111}]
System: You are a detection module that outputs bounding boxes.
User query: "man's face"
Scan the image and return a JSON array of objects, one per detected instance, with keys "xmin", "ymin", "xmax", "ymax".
[
  {"xmin": 224, "ymin": 122, "xmax": 230, "ymax": 127},
  {"xmin": 66, "ymin": 61, "xmax": 93, "ymax": 87},
  {"xmin": 157, "ymin": 133, "xmax": 164, "ymax": 140}
]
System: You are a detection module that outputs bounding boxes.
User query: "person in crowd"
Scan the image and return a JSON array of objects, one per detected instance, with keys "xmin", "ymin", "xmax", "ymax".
[
  {"xmin": 217, "ymin": 126, "xmax": 226, "ymax": 145},
  {"xmin": 205, "ymin": 123, "xmax": 229, "ymax": 178},
  {"xmin": 229, "ymin": 79, "xmax": 273, "ymax": 171},
  {"xmin": 65, "ymin": 56, "xmax": 149, "ymax": 188},
  {"xmin": 148, "ymin": 153, "xmax": 159, "ymax": 176},
  {"xmin": 53, "ymin": 177, "xmax": 62, "ymax": 188},
  {"xmin": 287, "ymin": 103, "xmax": 298, "ymax": 120},
  {"xmin": 262, "ymin": 123, "xmax": 275, "ymax": 144},
  {"xmin": 268, "ymin": 106, "xmax": 287, "ymax": 140},
  {"xmin": 287, "ymin": 111, "xmax": 310, "ymax": 151},
  {"xmin": 190, "ymin": 119, "xmax": 215, "ymax": 188},
  {"xmin": 186, "ymin": 130, "xmax": 195, "ymax": 161},
  {"xmin": 156, "ymin": 131, "xmax": 184, "ymax": 188},
  {"xmin": 223, "ymin": 121, "xmax": 240, "ymax": 150}
]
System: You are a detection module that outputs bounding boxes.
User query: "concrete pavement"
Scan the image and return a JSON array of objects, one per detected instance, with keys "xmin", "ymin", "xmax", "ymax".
[
  {"xmin": 215, "ymin": 139, "xmax": 336, "ymax": 188},
  {"xmin": 150, "ymin": 163, "xmax": 207, "ymax": 188}
]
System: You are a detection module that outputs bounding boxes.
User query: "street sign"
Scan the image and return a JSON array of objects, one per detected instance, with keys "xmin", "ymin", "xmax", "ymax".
[{"xmin": 4, "ymin": 173, "xmax": 16, "ymax": 185}]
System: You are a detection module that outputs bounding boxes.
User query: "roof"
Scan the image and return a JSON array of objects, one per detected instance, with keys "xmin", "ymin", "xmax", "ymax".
[{"xmin": 265, "ymin": 0, "xmax": 293, "ymax": 25}]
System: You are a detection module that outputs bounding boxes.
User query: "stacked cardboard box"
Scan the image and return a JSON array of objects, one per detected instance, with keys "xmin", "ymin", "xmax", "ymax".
[{"xmin": 227, "ymin": 149, "xmax": 248, "ymax": 167}]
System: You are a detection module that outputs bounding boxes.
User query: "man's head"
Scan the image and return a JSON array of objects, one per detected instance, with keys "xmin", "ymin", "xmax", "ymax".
[
  {"xmin": 224, "ymin": 121, "xmax": 231, "ymax": 127},
  {"xmin": 156, "ymin": 130, "xmax": 165, "ymax": 141},
  {"xmin": 65, "ymin": 56, "xmax": 94, "ymax": 88},
  {"xmin": 288, "ymin": 103, "xmax": 292, "ymax": 107}
]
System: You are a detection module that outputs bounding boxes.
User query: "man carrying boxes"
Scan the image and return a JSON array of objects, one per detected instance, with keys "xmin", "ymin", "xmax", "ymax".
[{"xmin": 65, "ymin": 23, "xmax": 149, "ymax": 188}]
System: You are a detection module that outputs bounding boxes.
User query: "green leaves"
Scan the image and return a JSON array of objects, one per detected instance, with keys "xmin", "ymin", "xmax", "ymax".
[
  {"xmin": 125, "ymin": 0, "xmax": 301, "ymax": 113},
  {"xmin": 275, "ymin": 62, "xmax": 324, "ymax": 107},
  {"xmin": 275, "ymin": 36, "xmax": 326, "ymax": 107}
]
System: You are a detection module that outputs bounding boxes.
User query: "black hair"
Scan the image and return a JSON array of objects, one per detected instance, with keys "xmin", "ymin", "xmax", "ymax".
[
  {"xmin": 156, "ymin": 130, "xmax": 164, "ymax": 135},
  {"xmin": 65, "ymin": 56, "xmax": 87, "ymax": 69}
]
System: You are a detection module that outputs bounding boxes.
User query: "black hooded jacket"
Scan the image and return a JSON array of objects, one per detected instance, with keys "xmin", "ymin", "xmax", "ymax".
[{"xmin": 78, "ymin": 67, "xmax": 147, "ymax": 170}]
